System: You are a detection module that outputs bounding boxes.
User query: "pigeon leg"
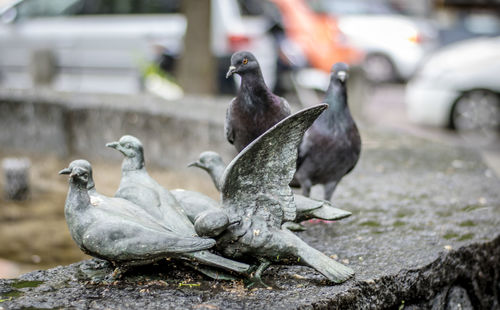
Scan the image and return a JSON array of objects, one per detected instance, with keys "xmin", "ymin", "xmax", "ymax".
[
  {"xmin": 246, "ymin": 260, "xmax": 272, "ymax": 289},
  {"xmin": 324, "ymin": 181, "xmax": 338, "ymax": 201}
]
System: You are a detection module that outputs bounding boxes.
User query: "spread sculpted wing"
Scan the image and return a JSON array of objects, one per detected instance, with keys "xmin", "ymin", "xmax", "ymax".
[{"xmin": 220, "ymin": 104, "xmax": 327, "ymax": 228}]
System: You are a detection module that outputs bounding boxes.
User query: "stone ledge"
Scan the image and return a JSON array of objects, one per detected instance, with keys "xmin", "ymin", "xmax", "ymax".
[{"xmin": 0, "ymin": 129, "xmax": 498, "ymax": 309}]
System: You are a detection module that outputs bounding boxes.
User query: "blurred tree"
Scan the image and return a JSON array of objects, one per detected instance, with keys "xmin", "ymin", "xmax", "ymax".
[{"xmin": 177, "ymin": 0, "xmax": 216, "ymax": 94}]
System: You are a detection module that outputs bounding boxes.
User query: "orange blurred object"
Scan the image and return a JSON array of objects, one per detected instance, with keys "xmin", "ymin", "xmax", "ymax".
[{"xmin": 270, "ymin": 0, "xmax": 363, "ymax": 72}]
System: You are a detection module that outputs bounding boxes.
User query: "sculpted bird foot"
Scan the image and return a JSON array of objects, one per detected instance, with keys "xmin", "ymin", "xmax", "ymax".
[
  {"xmin": 281, "ymin": 221, "xmax": 307, "ymax": 231},
  {"xmin": 103, "ymin": 266, "xmax": 129, "ymax": 283},
  {"xmin": 184, "ymin": 262, "xmax": 239, "ymax": 281},
  {"xmin": 244, "ymin": 261, "xmax": 272, "ymax": 289}
]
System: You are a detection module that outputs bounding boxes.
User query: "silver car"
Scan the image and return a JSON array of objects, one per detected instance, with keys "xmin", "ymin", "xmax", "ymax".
[
  {"xmin": 405, "ymin": 36, "xmax": 500, "ymax": 139},
  {"xmin": 0, "ymin": 0, "xmax": 277, "ymax": 94}
]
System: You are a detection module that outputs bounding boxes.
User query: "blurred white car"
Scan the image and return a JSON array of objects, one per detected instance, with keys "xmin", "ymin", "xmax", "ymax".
[
  {"xmin": 0, "ymin": 0, "xmax": 277, "ymax": 94},
  {"xmin": 405, "ymin": 36, "xmax": 500, "ymax": 134},
  {"xmin": 309, "ymin": 0, "xmax": 437, "ymax": 83}
]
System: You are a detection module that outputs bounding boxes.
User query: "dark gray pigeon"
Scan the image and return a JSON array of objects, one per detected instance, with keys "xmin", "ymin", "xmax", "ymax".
[
  {"xmin": 59, "ymin": 162, "xmax": 250, "ymax": 278},
  {"xmin": 294, "ymin": 62, "xmax": 361, "ymax": 200},
  {"xmin": 189, "ymin": 151, "xmax": 351, "ymax": 230},
  {"xmin": 225, "ymin": 51, "xmax": 291, "ymax": 152},
  {"xmin": 193, "ymin": 105, "xmax": 354, "ymax": 287}
]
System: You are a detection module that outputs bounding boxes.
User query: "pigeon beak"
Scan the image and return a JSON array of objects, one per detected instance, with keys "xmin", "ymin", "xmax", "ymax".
[
  {"xmin": 59, "ymin": 167, "xmax": 71, "ymax": 175},
  {"xmin": 106, "ymin": 141, "xmax": 119, "ymax": 150},
  {"xmin": 337, "ymin": 71, "xmax": 348, "ymax": 82},
  {"xmin": 226, "ymin": 66, "xmax": 236, "ymax": 79},
  {"xmin": 188, "ymin": 161, "xmax": 203, "ymax": 169}
]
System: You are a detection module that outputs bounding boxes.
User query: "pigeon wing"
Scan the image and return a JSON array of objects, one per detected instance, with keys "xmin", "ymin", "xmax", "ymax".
[
  {"xmin": 82, "ymin": 221, "xmax": 215, "ymax": 261},
  {"xmin": 220, "ymin": 104, "xmax": 328, "ymax": 227}
]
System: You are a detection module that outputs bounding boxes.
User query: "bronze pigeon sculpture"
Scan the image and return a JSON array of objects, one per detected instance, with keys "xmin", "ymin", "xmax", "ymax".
[
  {"xmin": 170, "ymin": 189, "xmax": 221, "ymax": 224},
  {"xmin": 225, "ymin": 51, "xmax": 291, "ymax": 152},
  {"xmin": 59, "ymin": 161, "xmax": 250, "ymax": 278},
  {"xmin": 60, "ymin": 159, "xmax": 168, "ymax": 231},
  {"xmin": 106, "ymin": 135, "xmax": 223, "ymax": 226},
  {"xmin": 193, "ymin": 104, "xmax": 354, "ymax": 287},
  {"xmin": 106, "ymin": 136, "xmax": 194, "ymax": 235},
  {"xmin": 294, "ymin": 63, "xmax": 361, "ymax": 200},
  {"xmin": 189, "ymin": 151, "xmax": 351, "ymax": 231}
]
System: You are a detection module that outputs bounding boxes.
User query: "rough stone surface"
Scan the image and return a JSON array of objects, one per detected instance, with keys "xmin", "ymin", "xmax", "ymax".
[{"xmin": 1, "ymin": 128, "xmax": 499, "ymax": 309}]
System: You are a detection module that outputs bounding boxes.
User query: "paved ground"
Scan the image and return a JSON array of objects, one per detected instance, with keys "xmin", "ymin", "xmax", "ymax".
[{"xmin": 361, "ymin": 83, "xmax": 500, "ymax": 177}]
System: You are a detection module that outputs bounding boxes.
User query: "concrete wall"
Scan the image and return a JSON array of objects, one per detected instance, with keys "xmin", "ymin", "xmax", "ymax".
[{"xmin": 0, "ymin": 89, "xmax": 236, "ymax": 168}]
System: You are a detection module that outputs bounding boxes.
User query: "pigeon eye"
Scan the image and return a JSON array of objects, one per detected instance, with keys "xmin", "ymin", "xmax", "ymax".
[
  {"xmin": 242, "ymin": 58, "xmax": 248, "ymax": 65},
  {"xmin": 125, "ymin": 144, "xmax": 131, "ymax": 149}
]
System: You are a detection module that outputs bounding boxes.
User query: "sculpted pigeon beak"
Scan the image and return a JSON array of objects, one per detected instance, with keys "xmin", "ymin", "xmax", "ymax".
[
  {"xmin": 188, "ymin": 161, "xmax": 204, "ymax": 169},
  {"xmin": 337, "ymin": 71, "xmax": 348, "ymax": 82},
  {"xmin": 226, "ymin": 66, "xmax": 236, "ymax": 79},
  {"xmin": 106, "ymin": 141, "xmax": 119, "ymax": 149},
  {"xmin": 59, "ymin": 167, "xmax": 71, "ymax": 175}
]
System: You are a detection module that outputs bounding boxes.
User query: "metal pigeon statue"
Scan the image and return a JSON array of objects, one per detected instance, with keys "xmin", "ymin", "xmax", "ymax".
[
  {"xmin": 225, "ymin": 51, "xmax": 291, "ymax": 152},
  {"xmin": 59, "ymin": 161, "xmax": 250, "ymax": 278},
  {"xmin": 106, "ymin": 135, "xmax": 194, "ymax": 236},
  {"xmin": 61, "ymin": 159, "xmax": 174, "ymax": 232},
  {"xmin": 193, "ymin": 104, "xmax": 354, "ymax": 287},
  {"xmin": 294, "ymin": 63, "xmax": 361, "ymax": 200},
  {"xmin": 105, "ymin": 135, "xmax": 224, "ymax": 227},
  {"xmin": 189, "ymin": 151, "xmax": 351, "ymax": 231}
]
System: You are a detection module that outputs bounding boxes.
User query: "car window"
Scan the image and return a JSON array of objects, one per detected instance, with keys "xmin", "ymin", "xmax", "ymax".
[
  {"xmin": 78, "ymin": 0, "xmax": 180, "ymax": 15},
  {"xmin": 16, "ymin": 0, "xmax": 83, "ymax": 20},
  {"xmin": 307, "ymin": 0, "xmax": 395, "ymax": 15}
]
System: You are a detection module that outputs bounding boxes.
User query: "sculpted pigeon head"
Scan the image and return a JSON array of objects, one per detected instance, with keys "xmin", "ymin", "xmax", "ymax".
[
  {"xmin": 59, "ymin": 165, "xmax": 89, "ymax": 188},
  {"xmin": 331, "ymin": 62, "xmax": 349, "ymax": 83},
  {"xmin": 188, "ymin": 151, "xmax": 223, "ymax": 171},
  {"xmin": 106, "ymin": 135, "xmax": 144, "ymax": 159},
  {"xmin": 59, "ymin": 159, "xmax": 95, "ymax": 190},
  {"xmin": 106, "ymin": 135, "xmax": 145, "ymax": 171},
  {"xmin": 226, "ymin": 51, "xmax": 260, "ymax": 78}
]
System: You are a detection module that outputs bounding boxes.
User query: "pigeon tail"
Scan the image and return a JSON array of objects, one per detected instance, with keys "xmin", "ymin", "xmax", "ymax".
[
  {"xmin": 294, "ymin": 195, "xmax": 352, "ymax": 222},
  {"xmin": 288, "ymin": 230, "xmax": 353, "ymax": 283},
  {"xmin": 185, "ymin": 250, "xmax": 250, "ymax": 274},
  {"xmin": 310, "ymin": 205, "xmax": 351, "ymax": 221}
]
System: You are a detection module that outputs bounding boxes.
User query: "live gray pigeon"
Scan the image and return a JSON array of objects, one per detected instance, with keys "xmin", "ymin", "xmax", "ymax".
[
  {"xmin": 59, "ymin": 162, "xmax": 250, "ymax": 277},
  {"xmin": 294, "ymin": 62, "xmax": 361, "ymax": 200},
  {"xmin": 193, "ymin": 105, "xmax": 354, "ymax": 287},
  {"xmin": 225, "ymin": 51, "xmax": 291, "ymax": 152},
  {"xmin": 189, "ymin": 151, "xmax": 351, "ymax": 230}
]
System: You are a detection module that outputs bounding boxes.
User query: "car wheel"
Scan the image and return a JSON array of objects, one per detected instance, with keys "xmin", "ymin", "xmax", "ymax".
[
  {"xmin": 362, "ymin": 53, "xmax": 396, "ymax": 84},
  {"xmin": 451, "ymin": 90, "xmax": 500, "ymax": 143}
]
